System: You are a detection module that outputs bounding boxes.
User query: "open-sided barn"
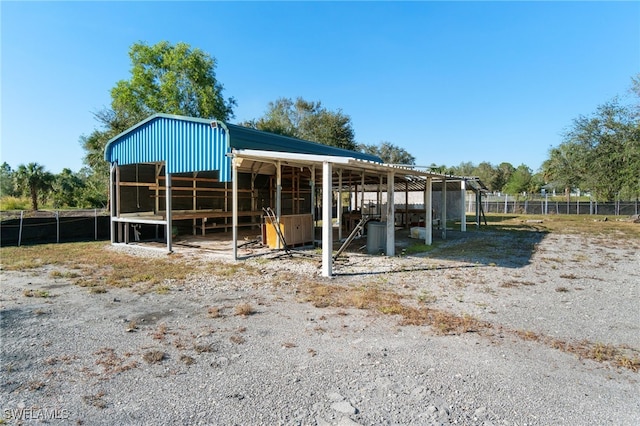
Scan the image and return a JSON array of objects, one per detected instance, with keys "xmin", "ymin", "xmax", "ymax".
[{"xmin": 104, "ymin": 113, "xmax": 485, "ymax": 276}]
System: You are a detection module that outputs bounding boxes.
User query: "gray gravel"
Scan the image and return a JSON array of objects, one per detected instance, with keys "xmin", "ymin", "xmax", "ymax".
[{"xmin": 1, "ymin": 229, "xmax": 639, "ymax": 425}]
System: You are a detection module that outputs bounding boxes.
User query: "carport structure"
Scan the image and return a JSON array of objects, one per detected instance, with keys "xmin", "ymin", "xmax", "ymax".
[{"xmin": 104, "ymin": 113, "xmax": 480, "ymax": 277}]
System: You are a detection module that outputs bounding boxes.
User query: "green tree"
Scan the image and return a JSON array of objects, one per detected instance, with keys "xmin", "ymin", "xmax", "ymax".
[
  {"xmin": 14, "ymin": 163, "xmax": 54, "ymax": 210},
  {"xmin": 557, "ymin": 99, "xmax": 639, "ymax": 201},
  {"xmin": 0, "ymin": 162, "xmax": 16, "ymax": 198},
  {"xmin": 542, "ymin": 142, "xmax": 586, "ymax": 200},
  {"xmin": 472, "ymin": 162, "xmax": 500, "ymax": 192},
  {"xmin": 503, "ymin": 164, "xmax": 533, "ymax": 196},
  {"xmin": 358, "ymin": 141, "xmax": 415, "ymax": 164},
  {"xmin": 81, "ymin": 41, "xmax": 236, "ymax": 207},
  {"xmin": 111, "ymin": 41, "xmax": 236, "ymax": 121},
  {"xmin": 494, "ymin": 162, "xmax": 515, "ymax": 193},
  {"xmin": 52, "ymin": 168, "xmax": 85, "ymax": 208},
  {"xmin": 448, "ymin": 161, "xmax": 475, "ymax": 177},
  {"xmin": 243, "ymin": 97, "xmax": 357, "ymax": 150}
]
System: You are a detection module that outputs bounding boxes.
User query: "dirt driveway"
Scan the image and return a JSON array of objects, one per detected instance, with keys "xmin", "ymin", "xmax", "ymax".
[{"xmin": 1, "ymin": 221, "xmax": 639, "ymax": 425}]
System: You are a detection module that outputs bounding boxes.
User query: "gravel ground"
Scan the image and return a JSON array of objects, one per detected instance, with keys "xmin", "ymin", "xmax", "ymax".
[{"xmin": 1, "ymin": 228, "xmax": 639, "ymax": 425}]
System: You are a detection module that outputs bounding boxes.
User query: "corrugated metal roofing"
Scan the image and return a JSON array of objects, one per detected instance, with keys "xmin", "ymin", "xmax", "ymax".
[
  {"xmin": 104, "ymin": 113, "xmax": 382, "ymax": 182},
  {"xmin": 225, "ymin": 123, "xmax": 382, "ymax": 163}
]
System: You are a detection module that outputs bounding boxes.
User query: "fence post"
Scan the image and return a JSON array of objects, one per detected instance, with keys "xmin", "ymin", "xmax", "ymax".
[
  {"xmin": 504, "ymin": 195, "xmax": 508, "ymax": 214},
  {"xmin": 18, "ymin": 210, "xmax": 24, "ymax": 247},
  {"xmin": 545, "ymin": 194, "xmax": 548, "ymax": 215},
  {"xmin": 56, "ymin": 211, "xmax": 60, "ymax": 243}
]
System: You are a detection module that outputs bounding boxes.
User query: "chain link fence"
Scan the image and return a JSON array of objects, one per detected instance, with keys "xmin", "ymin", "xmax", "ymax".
[{"xmin": 470, "ymin": 195, "xmax": 640, "ymax": 216}]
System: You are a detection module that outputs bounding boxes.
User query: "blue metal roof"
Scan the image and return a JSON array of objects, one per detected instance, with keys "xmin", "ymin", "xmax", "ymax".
[{"xmin": 104, "ymin": 113, "xmax": 382, "ymax": 182}]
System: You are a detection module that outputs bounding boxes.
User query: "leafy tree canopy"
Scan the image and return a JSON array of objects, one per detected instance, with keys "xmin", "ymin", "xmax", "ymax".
[
  {"xmin": 242, "ymin": 97, "xmax": 357, "ymax": 151},
  {"xmin": 358, "ymin": 141, "xmax": 416, "ymax": 165},
  {"xmin": 542, "ymin": 92, "xmax": 640, "ymax": 201},
  {"xmin": 80, "ymin": 41, "xmax": 236, "ymax": 207}
]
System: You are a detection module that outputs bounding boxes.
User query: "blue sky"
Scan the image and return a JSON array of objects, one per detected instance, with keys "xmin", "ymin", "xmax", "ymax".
[{"xmin": 2, "ymin": 1, "xmax": 639, "ymax": 174}]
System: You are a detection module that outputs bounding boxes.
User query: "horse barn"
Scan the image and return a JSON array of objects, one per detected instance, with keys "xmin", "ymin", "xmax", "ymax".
[{"xmin": 104, "ymin": 113, "xmax": 486, "ymax": 277}]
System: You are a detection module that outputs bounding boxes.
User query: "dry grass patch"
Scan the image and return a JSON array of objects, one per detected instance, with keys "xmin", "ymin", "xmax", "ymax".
[
  {"xmin": 94, "ymin": 348, "xmax": 138, "ymax": 374},
  {"xmin": 559, "ymin": 273, "xmax": 578, "ymax": 279},
  {"xmin": 207, "ymin": 306, "xmax": 221, "ymax": 318},
  {"xmin": 193, "ymin": 343, "xmax": 215, "ymax": 353},
  {"xmin": 513, "ymin": 330, "xmax": 639, "ymax": 372},
  {"xmin": 152, "ymin": 323, "xmax": 168, "ymax": 340},
  {"xmin": 82, "ymin": 391, "xmax": 107, "ymax": 409},
  {"xmin": 1, "ymin": 242, "xmax": 193, "ymax": 293},
  {"xmin": 229, "ymin": 335, "xmax": 246, "ymax": 344},
  {"xmin": 234, "ymin": 303, "xmax": 255, "ymax": 316},
  {"xmin": 142, "ymin": 350, "xmax": 166, "ymax": 364},
  {"xmin": 180, "ymin": 355, "xmax": 196, "ymax": 365},
  {"xmin": 23, "ymin": 289, "xmax": 51, "ymax": 298},
  {"xmin": 301, "ymin": 283, "xmax": 488, "ymax": 335}
]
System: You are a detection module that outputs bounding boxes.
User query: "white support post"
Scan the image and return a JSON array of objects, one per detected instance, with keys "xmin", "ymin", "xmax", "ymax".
[
  {"xmin": 360, "ymin": 172, "xmax": 365, "ymax": 215},
  {"xmin": 165, "ymin": 172, "xmax": 172, "ymax": 253},
  {"xmin": 116, "ymin": 164, "xmax": 122, "ymax": 243},
  {"xmin": 109, "ymin": 163, "xmax": 115, "ymax": 244},
  {"xmin": 378, "ymin": 176, "xmax": 383, "ymax": 218},
  {"xmin": 311, "ymin": 166, "xmax": 316, "ymax": 223},
  {"xmin": 337, "ymin": 169, "xmax": 343, "ymax": 241},
  {"xmin": 232, "ymin": 158, "xmax": 239, "ymax": 260},
  {"xmin": 276, "ymin": 160, "xmax": 282, "ymax": 250},
  {"xmin": 460, "ymin": 180, "xmax": 467, "ymax": 232},
  {"xmin": 322, "ymin": 161, "xmax": 333, "ymax": 277},
  {"xmin": 425, "ymin": 177, "xmax": 432, "ymax": 245},
  {"xmin": 441, "ymin": 180, "xmax": 447, "ymax": 240},
  {"xmin": 386, "ymin": 172, "xmax": 395, "ymax": 256}
]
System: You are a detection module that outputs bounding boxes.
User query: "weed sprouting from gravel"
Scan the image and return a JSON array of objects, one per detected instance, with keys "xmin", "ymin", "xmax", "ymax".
[
  {"xmin": 559, "ymin": 273, "xmax": 578, "ymax": 279},
  {"xmin": 230, "ymin": 335, "xmax": 246, "ymax": 344},
  {"xmin": 234, "ymin": 303, "xmax": 255, "ymax": 316},
  {"xmin": 513, "ymin": 330, "xmax": 640, "ymax": 372},
  {"xmin": 207, "ymin": 306, "xmax": 221, "ymax": 318},
  {"xmin": 28, "ymin": 381, "xmax": 45, "ymax": 391},
  {"xmin": 152, "ymin": 323, "xmax": 168, "ymax": 340},
  {"xmin": 194, "ymin": 343, "xmax": 215, "ymax": 353},
  {"xmin": 180, "ymin": 355, "xmax": 196, "ymax": 365},
  {"xmin": 94, "ymin": 348, "xmax": 138, "ymax": 374},
  {"xmin": 23, "ymin": 289, "xmax": 51, "ymax": 298},
  {"xmin": 82, "ymin": 391, "xmax": 107, "ymax": 409},
  {"xmin": 142, "ymin": 350, "xmax": 166, "ymax": 364}
]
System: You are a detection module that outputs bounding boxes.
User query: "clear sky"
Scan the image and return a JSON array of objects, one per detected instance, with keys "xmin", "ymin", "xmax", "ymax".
[{"xmin": 2, "ymin": 1, "xmax": 639, "ymax": 174}]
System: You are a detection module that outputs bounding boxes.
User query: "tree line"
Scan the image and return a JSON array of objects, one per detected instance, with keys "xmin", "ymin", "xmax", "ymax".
[{"xmin": 2, "ymin": 41, "xmax": 638, "ymax": 210}]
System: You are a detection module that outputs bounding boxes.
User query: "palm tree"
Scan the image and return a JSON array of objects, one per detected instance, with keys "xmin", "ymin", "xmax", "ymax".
[{"xmin": 14, "ymin": 163, "xmax": 53, "ymax": 210}]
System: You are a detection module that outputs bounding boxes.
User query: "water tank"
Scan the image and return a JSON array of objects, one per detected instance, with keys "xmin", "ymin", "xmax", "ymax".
[{"xmin": 367, "ymin": 221, "xmax": 387, "ymax": 254}]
